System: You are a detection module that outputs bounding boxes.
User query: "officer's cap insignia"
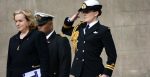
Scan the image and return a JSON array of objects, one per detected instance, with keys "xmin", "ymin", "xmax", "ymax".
[
  {"xmin": 81, "ymin": 3, "xmax": 87, "ymax": 9},
  {"xmin": 35, "ymin": 15, "xmax": 42, "ymax": 20}
]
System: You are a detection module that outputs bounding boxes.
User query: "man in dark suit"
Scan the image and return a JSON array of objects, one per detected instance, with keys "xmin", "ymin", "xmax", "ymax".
[
  {"xmin": 61, "ymin": 0, "xmax": 117, "ymax": 77},
  {"xmin": 35, "ymin": 12, "xmax": 71, "ymax": 77}
]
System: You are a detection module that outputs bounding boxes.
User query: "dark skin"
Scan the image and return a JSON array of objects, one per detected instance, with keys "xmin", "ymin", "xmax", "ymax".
[{"xmin": 38, "ymin": 20, "xmax": 53, "ymax": 34}]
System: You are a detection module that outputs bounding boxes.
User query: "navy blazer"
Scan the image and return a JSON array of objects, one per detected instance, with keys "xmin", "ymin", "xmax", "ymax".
[
  {"xmin": 47, "ymin": 31, "xmax": 71, "ymax": 77},
  {"xmin": 62, "ymin": 18, "xmax": 117, "ymax": 77},
  {"xmin": 7, "ymin": 29, "xmax": 50, "ymax": 77}
]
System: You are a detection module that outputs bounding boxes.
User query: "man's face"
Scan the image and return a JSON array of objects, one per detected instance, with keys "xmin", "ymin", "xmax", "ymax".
[{"xmin": 38, "ymin": 20, "xmax": 53, "ymax": 34}]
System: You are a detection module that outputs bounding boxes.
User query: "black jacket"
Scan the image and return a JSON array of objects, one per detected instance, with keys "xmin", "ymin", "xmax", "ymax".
[
  {"xmin": 62, "ymin": 18, "xmax": 117, "ymax": 77},
  {"xmin": 47, "ymin": 31, "xmax": 71, "ymax": 77},
  {"xmin": 7, "ymin": 29, "xmax": 50, "ymax": 77}
]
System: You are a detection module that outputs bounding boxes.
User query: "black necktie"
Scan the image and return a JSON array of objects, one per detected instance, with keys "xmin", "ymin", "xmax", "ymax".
[{"xmin": 85, "ymin": 25, "xmax": 89, "ymax": 34}]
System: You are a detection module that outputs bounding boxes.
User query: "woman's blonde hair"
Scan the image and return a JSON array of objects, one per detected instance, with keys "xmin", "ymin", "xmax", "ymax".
[{"xmin": 13, "ymin": 9, "xmax": 37, "ymax": 29}]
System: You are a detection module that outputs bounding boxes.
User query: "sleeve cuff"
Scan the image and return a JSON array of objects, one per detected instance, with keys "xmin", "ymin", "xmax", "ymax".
[
  {"xmin": 103, "ymin": 64, "xmax": 115, "ymax": 76},
  {"xmin": 63, "ymin": 17, "xmax": 74, "ymax": 28},
  {"xmin": 103, "ymin": 68, "xmax": 113, "ymax": 77}
]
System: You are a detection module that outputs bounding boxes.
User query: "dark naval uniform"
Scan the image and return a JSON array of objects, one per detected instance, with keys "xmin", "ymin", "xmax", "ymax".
[
  {"xmin": 47, "ymin": 31, "xmax": 71, "ymax": 77},
  {"xmin": 62, "ymin": 18, "xmax": 117, "ymax": 77},
  {"xmin": 7, "ymin": 29, "xmax": 50, "ymax": 77}
]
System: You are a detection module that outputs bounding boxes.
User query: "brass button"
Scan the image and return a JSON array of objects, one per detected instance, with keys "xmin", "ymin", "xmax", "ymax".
[{"xmin": 32, "ymin": 65, "xmax": 40, "ymax": 68}]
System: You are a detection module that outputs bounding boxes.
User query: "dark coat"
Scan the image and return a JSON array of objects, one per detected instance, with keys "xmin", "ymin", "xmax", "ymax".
[
  {"xmin": 7, "ymin": 29, "xmax": 50, "ymax": 77},
  {"xmin": 47, "ymin": 31, "xmax": 71, "ymax": 77},
  {"xmin": 62, "ymin": 18, "xmax": 117, "ymax": 77}
]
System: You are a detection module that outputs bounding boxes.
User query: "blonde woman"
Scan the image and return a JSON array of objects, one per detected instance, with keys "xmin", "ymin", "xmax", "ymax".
[{"xmin": 7, "ymin": 9, "xmax": 49, "ymax": 77}]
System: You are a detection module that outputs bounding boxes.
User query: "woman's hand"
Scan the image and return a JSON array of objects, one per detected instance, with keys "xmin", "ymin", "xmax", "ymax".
[
  {"xmin": 69, "ymin": 12, "xmax": 80, "ymax": 22},
  {"xmin": 99, "ymin": 74, "xmax": 109, "ymax": 77}
]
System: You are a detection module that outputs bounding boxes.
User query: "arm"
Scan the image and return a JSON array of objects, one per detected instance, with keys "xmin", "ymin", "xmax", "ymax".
[
  {"xmin": 35, "ymin": 31, "xmax": 50, "ymax": 77},
  {"xmin": 58, "ymin": 37, "xmax": 71, "ymax": 77},
  {"xmin": 101, "ymin": 29, "xmax": 117, "ymax": 77},
  {"xmin": 61, "ymin": 12, "xmax": 80, "ymax": 36},
  {"xmin": 6, "ymin": 38, "xmax": 12, "ymax": 77}
]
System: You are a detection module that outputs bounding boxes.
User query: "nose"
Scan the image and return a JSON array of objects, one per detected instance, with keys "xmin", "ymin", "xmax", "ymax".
[
  {"xmin": 16, "ymin": 21, "xmax": 19, "ymax": 26},
  {"xmin": 38, "ymin": 27, "xmax": 42, "ymax": 31}
]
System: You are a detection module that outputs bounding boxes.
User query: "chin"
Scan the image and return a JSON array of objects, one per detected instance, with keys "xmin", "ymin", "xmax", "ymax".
[
  {"xmin": 17, "ymin": 29, "xmax": 21, "ymax": 31},
  {"xmin": 17, "ymin": 28, "xmax": 23, "ymax": 32},
  {"xmin": 83, "ymin": 19, "xmax": 90, "ymax": 23},
  {"xmin": 83, "ymin": 19, "xmax": 88, "ymax": 22}
]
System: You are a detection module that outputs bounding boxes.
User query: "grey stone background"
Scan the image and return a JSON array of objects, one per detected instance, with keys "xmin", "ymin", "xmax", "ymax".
[{"xmin": 0, "ymin": 0, "xmax": 150, "ymax": 77}]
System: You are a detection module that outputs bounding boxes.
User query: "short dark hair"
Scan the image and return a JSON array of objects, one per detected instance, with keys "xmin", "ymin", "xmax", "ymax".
[{"xmin": 36, "ymin": 16, "xmax": 53, "ymax": 26}]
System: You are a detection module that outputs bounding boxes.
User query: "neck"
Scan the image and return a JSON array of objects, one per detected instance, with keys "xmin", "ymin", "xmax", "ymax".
[
  {"xmin": 87, "ymin": 18, "xmax": 98, "ymax": 24},
  {"xmin": 20, "ymin": 29, "xmax": 29, "ymax": 39},
  {"xmin": 45, "ymin": 29, "xmax": 53, "ymax": 36}
]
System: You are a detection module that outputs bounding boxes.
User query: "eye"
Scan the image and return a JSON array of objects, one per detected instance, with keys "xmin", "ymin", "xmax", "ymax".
[
  {"xmin": 19, "ymin": 20, "xmax": 23, "ymax": 22},
  {"xmin": 15, "ymin": 20, "xmax": 17, "ymax": 23}
]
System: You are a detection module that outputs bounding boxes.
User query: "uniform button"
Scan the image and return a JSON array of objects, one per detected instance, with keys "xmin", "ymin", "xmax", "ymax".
[
  {"xmin": 76, "ymin": 49, "xmax": 78, "ymax": 51},
  {"xmin": 76, "ymin": 58, "xmax": 79, "ymax": 60},
  {"xmin": 82, "ymin": 50, "xmax": 85, "ymax": 53},
  {"xmin": 82, "ymin": 59, "xmax": 84, "ymax": 62},
  {"xmin": 53, "ymin": 72, "xmax": 56, "ymax": 75},
  {"xmin": 83, "ymin": 41, "xmax": 85, "ymax": 43}
]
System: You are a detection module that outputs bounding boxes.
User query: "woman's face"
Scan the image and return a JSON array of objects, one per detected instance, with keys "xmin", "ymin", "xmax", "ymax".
[
  {"xmin": 14, "ymin": 14, "xmax": 29, "ymax": 32},
  {"xmin": 81, "ymin": 11, "xmax": 98, "ymax": 23}
]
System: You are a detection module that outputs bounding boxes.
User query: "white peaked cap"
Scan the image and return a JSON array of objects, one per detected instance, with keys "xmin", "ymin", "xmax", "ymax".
[
  {"xmin": 34, "ymin": 12, "xmax": 54, "ymax": 18},
  {"xmin": 84, "ymin": 0, "xmax": 100, "ymax": 6}
]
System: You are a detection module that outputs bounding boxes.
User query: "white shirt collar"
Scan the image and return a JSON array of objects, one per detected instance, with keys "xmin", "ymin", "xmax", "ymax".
[
  {"xmin": 87, "ymin": 19, "xmax": 98, "ymax": 29},
  {"xmin": 46, "ymin": 30, "xmax": 54, "ymax": 39}
]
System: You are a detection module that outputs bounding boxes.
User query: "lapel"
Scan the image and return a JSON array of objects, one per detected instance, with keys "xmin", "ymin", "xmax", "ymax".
[
  {"xmin": 47, "ymin": 31, "xmax": 56, "ymax": 44},
  {"xmin": 85, "ymin": 21, "xmax": 100, "ymax": 36}
]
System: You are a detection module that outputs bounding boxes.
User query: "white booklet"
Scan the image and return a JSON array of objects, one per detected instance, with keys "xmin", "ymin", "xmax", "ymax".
[{"xmin": 23, "ymin": 68, "xmax": 41, "ymax": 77}]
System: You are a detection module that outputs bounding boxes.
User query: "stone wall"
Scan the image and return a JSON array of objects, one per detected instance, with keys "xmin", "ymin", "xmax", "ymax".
[{"xmin": 0, "ymin": 0, "xmax": 150, "ymax": 77}]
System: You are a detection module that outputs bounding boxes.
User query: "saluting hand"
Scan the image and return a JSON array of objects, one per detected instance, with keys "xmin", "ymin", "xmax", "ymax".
[
  {"xmin": 69, "ymin": 12, "xmax": 80, "ymax": 22},
  {"xmin": 99, "ymin": 74, "xmax": 109, "ymax": 77}
]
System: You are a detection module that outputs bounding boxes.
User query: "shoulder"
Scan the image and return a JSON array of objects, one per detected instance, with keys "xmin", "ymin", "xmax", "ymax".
[
  {"xmin": 10, "ymin": 34, "xmax": 17, "ymax": 40},
  {"xmin": 99, "ymin": 24, "xmax": 109, "ymax": 30},
  {"xmin": 9, "ymin": 32, "xmax": 19, "ymax": 41},
  {"xmin": 56, "ymin": 34, "xmax": 69, "ymax": 40},
  {"xmin": 32, "ymin": 29, "xmax": 45, "ymax": 35},
  {"xmin": 55, "ymin": 34, "xmax": 69, "ymax": 43},
  {"xmin": 78, "ymin": 21, "xmax": 86, "ymax": 29},
  {"xmin": 98, "ymin": 24, "xmax": 110, "ymax": 33},
  {"xmin": 30, "ymin": 29, "xmax": 46, "ymax": 38}
]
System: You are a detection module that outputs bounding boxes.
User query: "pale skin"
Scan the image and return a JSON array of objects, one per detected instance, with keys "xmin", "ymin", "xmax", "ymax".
[
  {"xmin": 69, "ymin": 11, "xmax": 109, "ymax": 77},
  {"xmin": 14, "ymin": 14, "xmax": 30, "ymax": 39}
]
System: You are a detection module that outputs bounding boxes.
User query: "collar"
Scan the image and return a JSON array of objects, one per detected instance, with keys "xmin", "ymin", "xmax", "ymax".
[
  {"xmin": 16, "ymin": 29, "xmax": 34, "ymax": 40},
  {"xmin": 87, "ymin": 19, "xmax": 98, "ymax": 29},
  {"xmin": 46, "ymin": 30, "xmax": 54, "ymax": 39}
]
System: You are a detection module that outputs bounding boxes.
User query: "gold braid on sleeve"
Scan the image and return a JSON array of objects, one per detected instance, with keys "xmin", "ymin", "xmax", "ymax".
[{"xmin": 71, "ymin": 22, "xmax": 82, "ymax": 53}]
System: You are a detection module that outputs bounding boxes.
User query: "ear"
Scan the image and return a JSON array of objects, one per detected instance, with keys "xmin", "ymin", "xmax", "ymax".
[{"xmin": 94, "ymin": 11, "xmax": 99, "ymax": 17}]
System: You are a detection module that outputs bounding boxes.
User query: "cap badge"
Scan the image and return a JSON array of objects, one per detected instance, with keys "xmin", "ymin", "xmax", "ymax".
[
  {"xmin": 81, "ymin": 3, "xmax": 87, "ymax": 9},
  {"xmin": 35, "ymin": 15, "xmax": 42, "ymax": 20}
]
